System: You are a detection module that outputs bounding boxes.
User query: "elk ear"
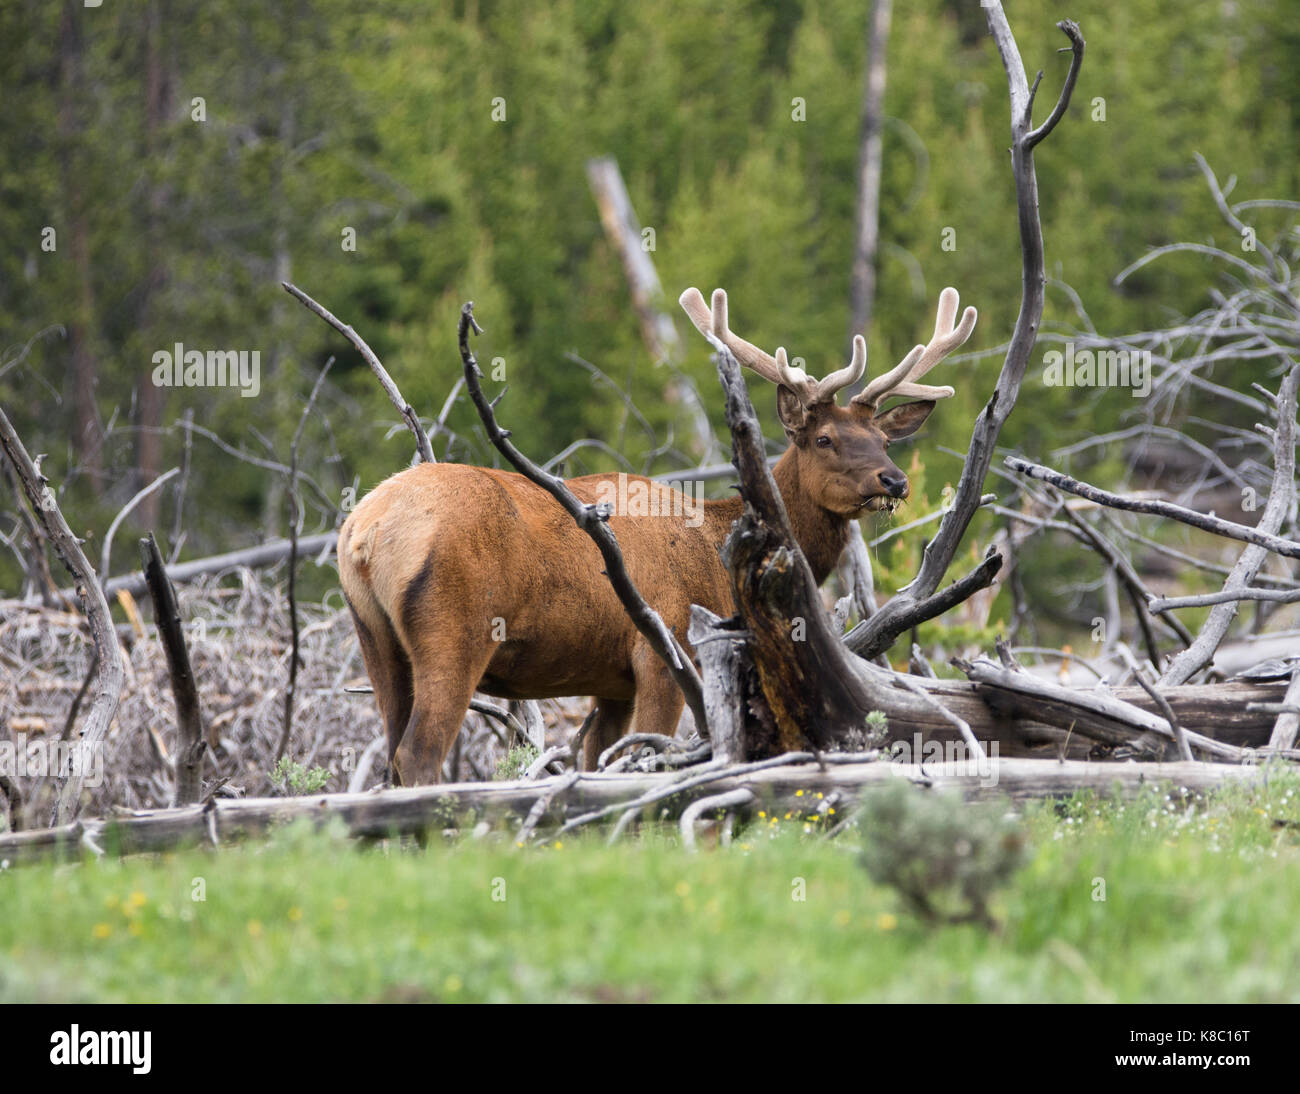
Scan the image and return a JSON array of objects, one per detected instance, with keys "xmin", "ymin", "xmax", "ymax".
[
  {"xmin": 872, "ymin": 399, "xmax": 936, "ymax": 441},
  {"xmin": 775, "ymin": 385, "xmax": 810, "ymax": 441}
]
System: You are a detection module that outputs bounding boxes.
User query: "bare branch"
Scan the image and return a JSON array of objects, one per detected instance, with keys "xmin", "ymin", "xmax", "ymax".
[
  {"xmin": 680, "ymin": 787, "xmax": 755, "ymax": 852},
  {"xmin": 1150, "ymin": 586, "xmax": 1300, "ymax": 612},
  {"xmin": 1005, "ymin": 455, "xmax": 1300, "ymax": 560},
  {"xmin": 102, "ymin": 533, "xmax": 336, "ymax": 598},
  {"xmin": 1023, "ymin": 21, "xmax": 1086, "ymax": 151},
  {"xmin": 890, "ymin": 671, "xmax": 985, "ymax": 761},
  {"xmin": 282, "ymin": 281, "xmax": 435, "ymax": 464},
  {"xmin": 1057, "ymin": 503, "xmax": 1193, "ymax": 662},
  {"xmin": 275, "ymin": 359, "xmax": 333, "ymax": 769},
  {"xmin": 1160, "ymin": 365, "xmax": 1300, "ymax": 684},
  {"xmin": 1116, "ymin": 645, "xmax": 1193, "ymax": 762},
  {"xmin": 100, "ymin": 467, "xmax": 180, "ymax": 586}
]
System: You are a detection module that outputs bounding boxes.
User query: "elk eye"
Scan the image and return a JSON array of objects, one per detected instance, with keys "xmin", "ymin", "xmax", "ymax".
[{"xmin": 816, "ymin": 436, "xmax": 833, "ymax": 449}]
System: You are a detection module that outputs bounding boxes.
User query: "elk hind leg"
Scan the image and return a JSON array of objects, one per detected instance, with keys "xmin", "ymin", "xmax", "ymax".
[
  {"xmin": 630, "ymin": 644, "xmax": 687, "ymax": 741},
  {"xmin": 582, "ymin": 698, "xmax": 634, "ymax": 771},
  {"xmin": 392, "ymin": 643, "xmax": 495, "ymax": 786},
  {"xmin": 347, "ymin": 601, "xmax": 413, "ymax": 782}
]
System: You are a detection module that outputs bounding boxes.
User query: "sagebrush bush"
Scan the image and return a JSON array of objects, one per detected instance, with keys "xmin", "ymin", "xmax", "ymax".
[{"xmin": 857, "ymin": 779, "xmax": 1027, "ymax": 928}]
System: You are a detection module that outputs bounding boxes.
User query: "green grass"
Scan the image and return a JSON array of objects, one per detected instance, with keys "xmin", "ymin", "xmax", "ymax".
[{"xmin": 1, "ymin": 772, "xmax": 1298, "ymax": 1002}]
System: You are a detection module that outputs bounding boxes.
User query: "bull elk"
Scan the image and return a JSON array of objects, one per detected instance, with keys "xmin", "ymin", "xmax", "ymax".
[{"xmin": 339, "ymin": 287, "xmax": 977, "ymax": 784}]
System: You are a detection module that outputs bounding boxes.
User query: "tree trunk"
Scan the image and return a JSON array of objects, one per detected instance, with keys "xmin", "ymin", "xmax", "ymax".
[
  {"xmin": 847, "ymin": 0, "xmax": 892, "ymax": 359},
  {"xmin": 133, "ymin": 0, "xmax": 175, "ymax": 527},
  {"xmin": 57, "ymin": 0, "xmax": 102, "ymax": 476}
]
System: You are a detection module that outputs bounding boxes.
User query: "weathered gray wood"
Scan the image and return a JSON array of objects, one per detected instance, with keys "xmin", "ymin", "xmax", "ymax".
[
  {"xmin": 688, "ymin": 606, "xmax": 750, "ymax": 764},
  {"xmin": 102, "ymin": 532, "xmax": 337, "ymax": 598},
  {"xmin": 0, "ymin": 758, "xmax": 1261, "ymax": 866},
  {"xmin": 0, "ymin": 404, "xmax": 124, "ymax": 824},
  {"xmin": 955, "ymin": 658, "xmax": 1256, "ymax": 762},
  {"xmin": 847, "ymin": 0, "xmax": 893, "ymax": 350},
  {"xmin": 1161, "ymin": 364, "xmax": 1300, "ymax": 684},
  {"xmin": 509, "ymin": 699, "xmax": 547, "ymax": 752},
  {"xmin": 1268, "ymin": 666, "xmax": 1300, "ymax": 753},
  {"xmin": 586, "ymin": 157, "xmax": 680, "ymax": 365},
  {"xmin": 820, "ymin": 672, "xmax": 1284, "ymax": 761}
]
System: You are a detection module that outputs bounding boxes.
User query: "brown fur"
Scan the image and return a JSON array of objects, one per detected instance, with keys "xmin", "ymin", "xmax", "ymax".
[{"xmin": 339, "ymin": 395, "xmax": 934, "ymax": 784}]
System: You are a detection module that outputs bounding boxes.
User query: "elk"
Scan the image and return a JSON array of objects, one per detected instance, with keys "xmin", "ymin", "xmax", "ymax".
[{"xmin": 338, "ymin": 287, "xmax": 977, "ymax": 784}]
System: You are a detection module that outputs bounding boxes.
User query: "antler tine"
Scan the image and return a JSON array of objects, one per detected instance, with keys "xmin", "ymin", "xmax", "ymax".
[
  {"xmin": 678, "ymin": 287, "xmax": 784, "ymax": 386},
  {"xmin": 909, "ymin": 287, "xmax": 977, "ymax": 383},
  {"xmin": 806, "ymin": 334, "xmax": 867, "ymax": 403},
  {"xmin": 773, "ymin": 347, "xmax": 821, "ymax": 405},
  {"xmin": 852, "ymin": 287, "xmax": 977, "ymax": 409},
  {"xmin": 852, "ymin": 341, "xmax": 926, "ymax": 408},
  {"xmin": 680, "ymin": 287, "xmax": 866, "ymax": 405}
]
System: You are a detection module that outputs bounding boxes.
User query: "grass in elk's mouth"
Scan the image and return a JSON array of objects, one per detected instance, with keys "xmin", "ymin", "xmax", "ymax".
[
  {"xmin": 862, "ymin": 495, "xmax": 903, "ymax": 514},
  {"xmin": 0, "ymin": 772, "xmax": 1297, "ymax": 1002}
]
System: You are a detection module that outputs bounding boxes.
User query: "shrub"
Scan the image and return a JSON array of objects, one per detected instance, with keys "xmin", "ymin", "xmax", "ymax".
[
  {"xmin": 269, "ymin": 757, "xmax": 332, "ymax": 795},
  {"xmin": 857, "ymin": 778, "xmax": 1027, "ymax": 928},
  {"xmin": 494, "ymin": 745, "xmax": 540, "ymax": 781}
]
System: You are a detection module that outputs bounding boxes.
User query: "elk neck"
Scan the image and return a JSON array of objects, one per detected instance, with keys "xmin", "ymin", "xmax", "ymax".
[{"xmin": 702, "ymin": 445, "xmax": 850, "ymax": 585}]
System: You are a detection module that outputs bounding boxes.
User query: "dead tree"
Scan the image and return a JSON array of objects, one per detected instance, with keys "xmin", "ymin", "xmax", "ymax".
[
  {"xmin": 844, "ymin": 9, "xmax": 1085, "ymax": 661},
  {"xmin": 140, "ymin": 532, "xmax": 206, "ymax": 805},
  {"xmin": 848, "ymin": 0, "xmax": 893, "ymax": 351},
  {"xmin": 587, "ymin": 156, "xmax": 718, "ymax": 464},
  {"xmin": 0, "ymin": 404, "xmax": 124, "ymax": 823}
]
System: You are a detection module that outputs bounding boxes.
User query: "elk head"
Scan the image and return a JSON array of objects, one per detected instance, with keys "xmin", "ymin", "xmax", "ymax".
[{"xmin": 678, "ymin": 285, "xmax": 977, "ymax": 515}]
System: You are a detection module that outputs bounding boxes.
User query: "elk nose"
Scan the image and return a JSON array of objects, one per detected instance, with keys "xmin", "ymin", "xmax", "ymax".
[{"xmin": 879, "ymin": 471, "xmax": 908, "ymax": 498}]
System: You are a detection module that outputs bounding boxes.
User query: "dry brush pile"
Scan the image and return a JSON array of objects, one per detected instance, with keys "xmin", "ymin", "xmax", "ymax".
[{"xmin": 0, "ymin": 575, "xmax": 579, "ymax": 829}]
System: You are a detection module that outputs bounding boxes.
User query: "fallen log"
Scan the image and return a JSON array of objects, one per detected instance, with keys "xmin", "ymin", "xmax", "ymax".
[
  {"xmin": 812, "ymin": 673, "xmax": 1286, "ymax": 762},
  {"xmin": 954, "ymin": 658, "xmax": 1258, "ymax": 762},
  {"xmin": 102, "ymin": 532, "xmax": 337, "ymax": 598},
  {"xmin": 0, "ymin": 757, "xmax": 1263, "ymax": 866}
]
